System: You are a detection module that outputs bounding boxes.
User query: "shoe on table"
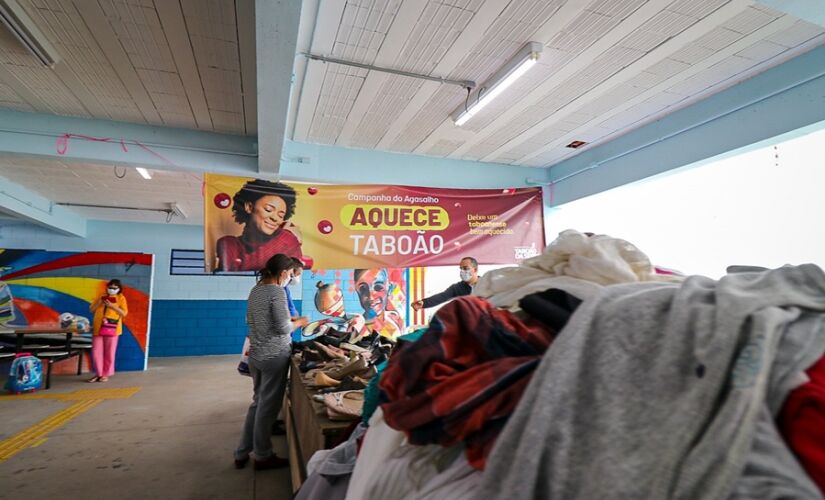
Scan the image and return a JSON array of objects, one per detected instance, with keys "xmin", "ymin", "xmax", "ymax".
[{"xmin": 254, "ymin": 454, "xmax": 289, "ymax": 470}]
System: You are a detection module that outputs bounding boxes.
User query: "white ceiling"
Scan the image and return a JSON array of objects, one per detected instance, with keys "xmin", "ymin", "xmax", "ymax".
[
  {"xmin": 291, "ymin": 0, "xmax": 825, "ymax": 167},
  {"xmin": 0, "ymin": 0, "xmax": 254, "ymax": 134},
  {"xmin": 0, "ymin": 0, "xmax": 824, "ymax": 225},
  {"xmin": 0, "ymin": 156, "xmax": 203, "ymax": 224}
]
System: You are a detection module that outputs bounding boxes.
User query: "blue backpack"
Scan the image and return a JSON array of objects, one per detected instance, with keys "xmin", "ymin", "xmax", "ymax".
[{"xmin": 5, "ymin": 354, "xmax": 42, "ymax": 394}]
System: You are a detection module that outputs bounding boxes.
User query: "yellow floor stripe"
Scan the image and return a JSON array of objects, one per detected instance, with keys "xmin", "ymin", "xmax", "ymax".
[
  {"xmin": 29, "ymin": 438, "xmax": 47, "ymax": 448},
  {"xmin": 0, "ymin": 386, "xmax": 141, "ymax": 402},
  {"xmin": 0, "ymin": 399, "xmax": 101, "ymax": 461},
  {"xmin": 0, "ymin": 386, "xmax": 141, "ymax": 462}
]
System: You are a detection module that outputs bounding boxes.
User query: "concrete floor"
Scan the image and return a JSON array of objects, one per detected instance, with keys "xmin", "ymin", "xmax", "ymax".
[{"xmin": 0, "ymin": 355, "xmax": 292, "ymax": 500}]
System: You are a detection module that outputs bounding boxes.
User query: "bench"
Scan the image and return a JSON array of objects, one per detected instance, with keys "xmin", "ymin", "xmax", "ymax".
[{"xmin": 36, "ymin": 350, "xmax": 84, "ymax": 389}]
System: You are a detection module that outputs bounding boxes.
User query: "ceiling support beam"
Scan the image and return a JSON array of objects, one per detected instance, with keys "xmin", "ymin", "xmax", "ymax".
[
  {"xmin": 292, "ymin": 0, "xmax": 345, "ymax": 143},
  {"xmin": 756, "ymin": 1, "xmax": 825, "ymax": 27},
  {"xmin": 545, "ymin": 43, "xmax": 825, "ymax": 206},
  {"xmin": 0, "ymin": 110, "xmax": 537, "ymax": 188},
  {"xmin": 0, "ymin": 175, "xmax": 87, "ymax": 237},
  {"xmin": 0, "ymin": 110, "xmax": 258, "ymax": 175},
  {"xmin": 255, "ymin": 0, "xmax": 302, "ymax": 175}
]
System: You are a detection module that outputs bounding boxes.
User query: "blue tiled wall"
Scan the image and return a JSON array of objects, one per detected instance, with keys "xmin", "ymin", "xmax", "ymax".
[{"xmin": 148, "ymin": 298, "xmax": 302, "ymax": 357}]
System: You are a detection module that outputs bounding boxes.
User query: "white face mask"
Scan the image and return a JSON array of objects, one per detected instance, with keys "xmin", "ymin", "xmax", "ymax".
[
  {"xmin": 292, "ymin": 274, "xmax": 301, "ymax": 286},
  {"xmin": 107, "ymin": 287, "xmax": 119, "ymax": 295},
  {"xmin": 459, "ymin": 269, "xmax": 473, "ymax": 282}
]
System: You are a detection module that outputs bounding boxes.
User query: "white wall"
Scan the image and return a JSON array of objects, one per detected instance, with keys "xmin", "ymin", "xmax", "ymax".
[
  {"xmin": 421, "ymin": 264, "xmax": 507, "ymax": 323},
  {"xmin": 0, "ymin": 219, "xmax": 255, "ymax": 300},
  {"xmin": 545, "ymin": 126, "xmax": 825, "ymax": 279}
]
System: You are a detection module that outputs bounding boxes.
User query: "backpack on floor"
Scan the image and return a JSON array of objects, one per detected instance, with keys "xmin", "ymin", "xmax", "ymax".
[{"xmin": 5, "ymin": 353, "xmax": 42, "ymax": 394}]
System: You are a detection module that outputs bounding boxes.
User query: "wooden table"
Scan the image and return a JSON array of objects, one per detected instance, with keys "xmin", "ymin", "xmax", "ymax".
[
  {"xmin": 0, "ymin": 326, "xmax": 87, "ymax": 353},
  {"xmin": 285, "ymin": 356, "xmax": 353, "ymax": 493}
]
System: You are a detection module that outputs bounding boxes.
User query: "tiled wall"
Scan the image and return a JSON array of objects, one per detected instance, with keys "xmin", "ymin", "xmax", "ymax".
[{"xmin": 149, "ymin": 299, "xmax": 302, "ymax": 357}]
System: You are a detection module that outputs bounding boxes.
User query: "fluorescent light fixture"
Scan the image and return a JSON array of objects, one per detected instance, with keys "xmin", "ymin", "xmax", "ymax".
[
  {"xmin": 0, "ymin": 0, "xmax": 60, "ymax": 68},
  {"xmin": 135, "ymin": 167, "xmax": 152, "ymax": 180},
  {"xmin": 452, "ymin": 42, "xmax": 542, "ymax": 126}
]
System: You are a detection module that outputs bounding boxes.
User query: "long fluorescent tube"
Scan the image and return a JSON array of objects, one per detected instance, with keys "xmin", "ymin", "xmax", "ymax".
[
  {"xmin": 0, "ymin": 0, "xmax": 60, "ymax": 68},
  {"xmin": 136, "ymin": 167, "xmax": 152, "ymax": 180},
  {"xmin": 452, "ymin": 42, "xmax": 542, "ymax": 126}
]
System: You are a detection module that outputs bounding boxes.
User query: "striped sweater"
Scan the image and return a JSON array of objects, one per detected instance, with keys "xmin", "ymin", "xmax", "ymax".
[{"xmin": 246, "ymin": 283, "xmax": 293, "ymax": 361}]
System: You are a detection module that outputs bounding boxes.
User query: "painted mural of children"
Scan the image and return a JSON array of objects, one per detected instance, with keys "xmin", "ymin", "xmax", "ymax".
[{"xmin": 353, "ymin": 268, "xmax": 405, "ymax": 339}]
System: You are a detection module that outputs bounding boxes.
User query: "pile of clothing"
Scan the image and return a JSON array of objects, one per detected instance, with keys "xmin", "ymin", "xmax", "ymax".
[{"xmin": 295, "ymin": 230, "xmax": 825, "ymax": 500}]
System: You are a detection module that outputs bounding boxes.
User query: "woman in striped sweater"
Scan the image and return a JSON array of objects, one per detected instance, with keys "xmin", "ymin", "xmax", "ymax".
[{"xmin": 235, "ymin": 253, "xmax": 308, "ymax": 470}]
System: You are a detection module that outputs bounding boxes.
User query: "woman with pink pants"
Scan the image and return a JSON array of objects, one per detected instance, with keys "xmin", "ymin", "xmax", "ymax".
[{"xmin": 88, "ymin": 279, "xmax": 128, "ymax": 382}]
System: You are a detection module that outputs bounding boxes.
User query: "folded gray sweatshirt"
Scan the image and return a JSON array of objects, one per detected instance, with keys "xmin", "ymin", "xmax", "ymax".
[{"xmin": 481, "ymin": 265, "xmax": 825, "ymax": 500}]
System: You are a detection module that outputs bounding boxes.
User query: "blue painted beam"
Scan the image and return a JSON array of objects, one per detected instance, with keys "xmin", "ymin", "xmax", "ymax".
[
  {"xmin": 255, "ymin": 0, "xmax": 301, "ymax": 175},
  {"xmin": 0, "ymin": 110, "xmax": 537, "ymax": 188},
  {"xmin": 0, "ymin": 110, "xmax": 258, "ymax": 175},
  {"xmin": 280, "ymin": 140, "xmax": 542, "ymax": 189},
  {"xmin": 0, "ymin": 175, "xmax": 86, "ymax": 237},
  {"xmin": 546, "ymin": 43, "xmax": 825, "ymax": 206},
  {"xmin": 757, "ymin": 1, "xmax": 825, "ymax": 27}
]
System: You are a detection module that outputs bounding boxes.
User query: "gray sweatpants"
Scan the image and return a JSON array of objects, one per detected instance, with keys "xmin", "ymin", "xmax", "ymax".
[{"xmin": 235, "ymin": 354, "xmax": 290, "ymax": 460}]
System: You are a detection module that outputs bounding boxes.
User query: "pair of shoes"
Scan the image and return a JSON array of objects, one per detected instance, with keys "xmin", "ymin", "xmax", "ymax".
[
  {"xmin": 234, "ymin": 455, "xmax": 250, "ymax": 469},
  {"xmin": 253, "ymin": 454, "xmax": 289, "ymax": 470},
  {"xmin": 98, "ymin": 377, "xmax": 109, "ymax": 383},
  {"xmin": 325, "ymin": 356, "xmax": 368, "ymax": 380},
  {"xmin": 87, "ymin": 376, "xmax": 100, "ymax": 383},
  {"xmin": 317, "ymin": 376, "xmax": 366, "ymax": 394},
  {"xmin": 324, "ymin": 391, "xmax": 364, "ymax": 421}
]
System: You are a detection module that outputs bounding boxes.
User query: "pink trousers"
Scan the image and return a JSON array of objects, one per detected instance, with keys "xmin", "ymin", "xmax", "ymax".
[{"xmin": 92, "ymin": 335, "xmax": 119, "ymax": 377}]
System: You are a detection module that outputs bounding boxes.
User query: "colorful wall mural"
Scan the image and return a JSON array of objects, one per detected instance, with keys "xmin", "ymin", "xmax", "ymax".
[
  {"xmin": 301, "ymin": 268, "xmax": 408, "ymax": 340},
  {"xmin": 0, "ymin": 249, "xmax": 153, "ymax": 371}
]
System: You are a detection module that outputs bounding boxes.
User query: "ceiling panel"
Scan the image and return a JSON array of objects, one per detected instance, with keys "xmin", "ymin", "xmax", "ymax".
[
  {"xmin": 0, "ymin": 156, "xmax": 203, "ymax": 224},
  {"xmin": 293, "ymin": 0, "xmax": 825, "ymax": 169},
  {"xmin": 0, "ymin": 0, "xmax": 249, "ymax": 135}
]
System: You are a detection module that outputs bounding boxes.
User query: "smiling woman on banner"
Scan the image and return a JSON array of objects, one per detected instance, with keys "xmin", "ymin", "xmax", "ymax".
[{"xmin": 216, "ymin": 179, "xmax": 304, "ymax": 272}]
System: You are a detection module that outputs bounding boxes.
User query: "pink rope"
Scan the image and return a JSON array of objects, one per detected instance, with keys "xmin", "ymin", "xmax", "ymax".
[{"xmin": 55, "ymin": 133, "xmax": 178, "ymax": 168}]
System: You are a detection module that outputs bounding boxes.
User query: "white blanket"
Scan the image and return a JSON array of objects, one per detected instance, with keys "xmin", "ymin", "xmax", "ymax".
[{"xmin": 475, "ymin": 229, "xmax": 681, "ymax": 308}]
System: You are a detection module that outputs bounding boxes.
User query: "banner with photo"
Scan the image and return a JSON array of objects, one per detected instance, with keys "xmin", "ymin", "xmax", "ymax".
[{"xmin": 204, "ymin": 174, "xmax": 544, "ymax": 272}]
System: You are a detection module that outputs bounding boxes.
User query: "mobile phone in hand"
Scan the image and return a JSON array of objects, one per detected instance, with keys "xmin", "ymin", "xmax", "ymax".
[{"xmin": 105, "ymin": 296, "xmax": 117, "ymax": 303}]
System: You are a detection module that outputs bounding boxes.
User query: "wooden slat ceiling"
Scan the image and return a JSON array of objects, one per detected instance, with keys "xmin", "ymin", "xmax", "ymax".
[
  {"xmin": 0, "ymin": 0, "xmax": 254, "ymax": 134},
  {"xmin": 292, "ymin": 0, "xmax": 825, "ymax": 168}
]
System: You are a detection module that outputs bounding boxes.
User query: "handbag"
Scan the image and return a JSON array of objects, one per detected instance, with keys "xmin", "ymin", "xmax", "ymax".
[{"xmin": 99, "ymin": 317, "xmax": 119, "ymax": 336}]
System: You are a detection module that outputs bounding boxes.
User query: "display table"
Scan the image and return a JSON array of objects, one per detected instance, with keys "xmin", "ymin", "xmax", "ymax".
[{"xmin": 285, "ymin": 355, "xmax": 352, "ymax": 493}]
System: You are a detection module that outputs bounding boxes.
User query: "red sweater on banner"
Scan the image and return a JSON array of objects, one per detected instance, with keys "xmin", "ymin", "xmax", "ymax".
[
  {"xmin": 780, "ymin": 354, "xmax": 825, "ymax": 494},
  {"xmin": 216, "ymin": 230, "xmax": 302, "ymax": 272}
]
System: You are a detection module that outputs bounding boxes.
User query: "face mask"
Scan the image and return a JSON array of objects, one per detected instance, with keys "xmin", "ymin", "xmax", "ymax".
[
  {"xmin": 107, "ymin": 287, "xmax": 119, "ymax": 295},
  {"xmin": 460, "ymin": 270, "xmax": 473, "ymax": 282},
  {"xmin": 292, "ymin": 275, "xmax": 301, "ymax": 286}
]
